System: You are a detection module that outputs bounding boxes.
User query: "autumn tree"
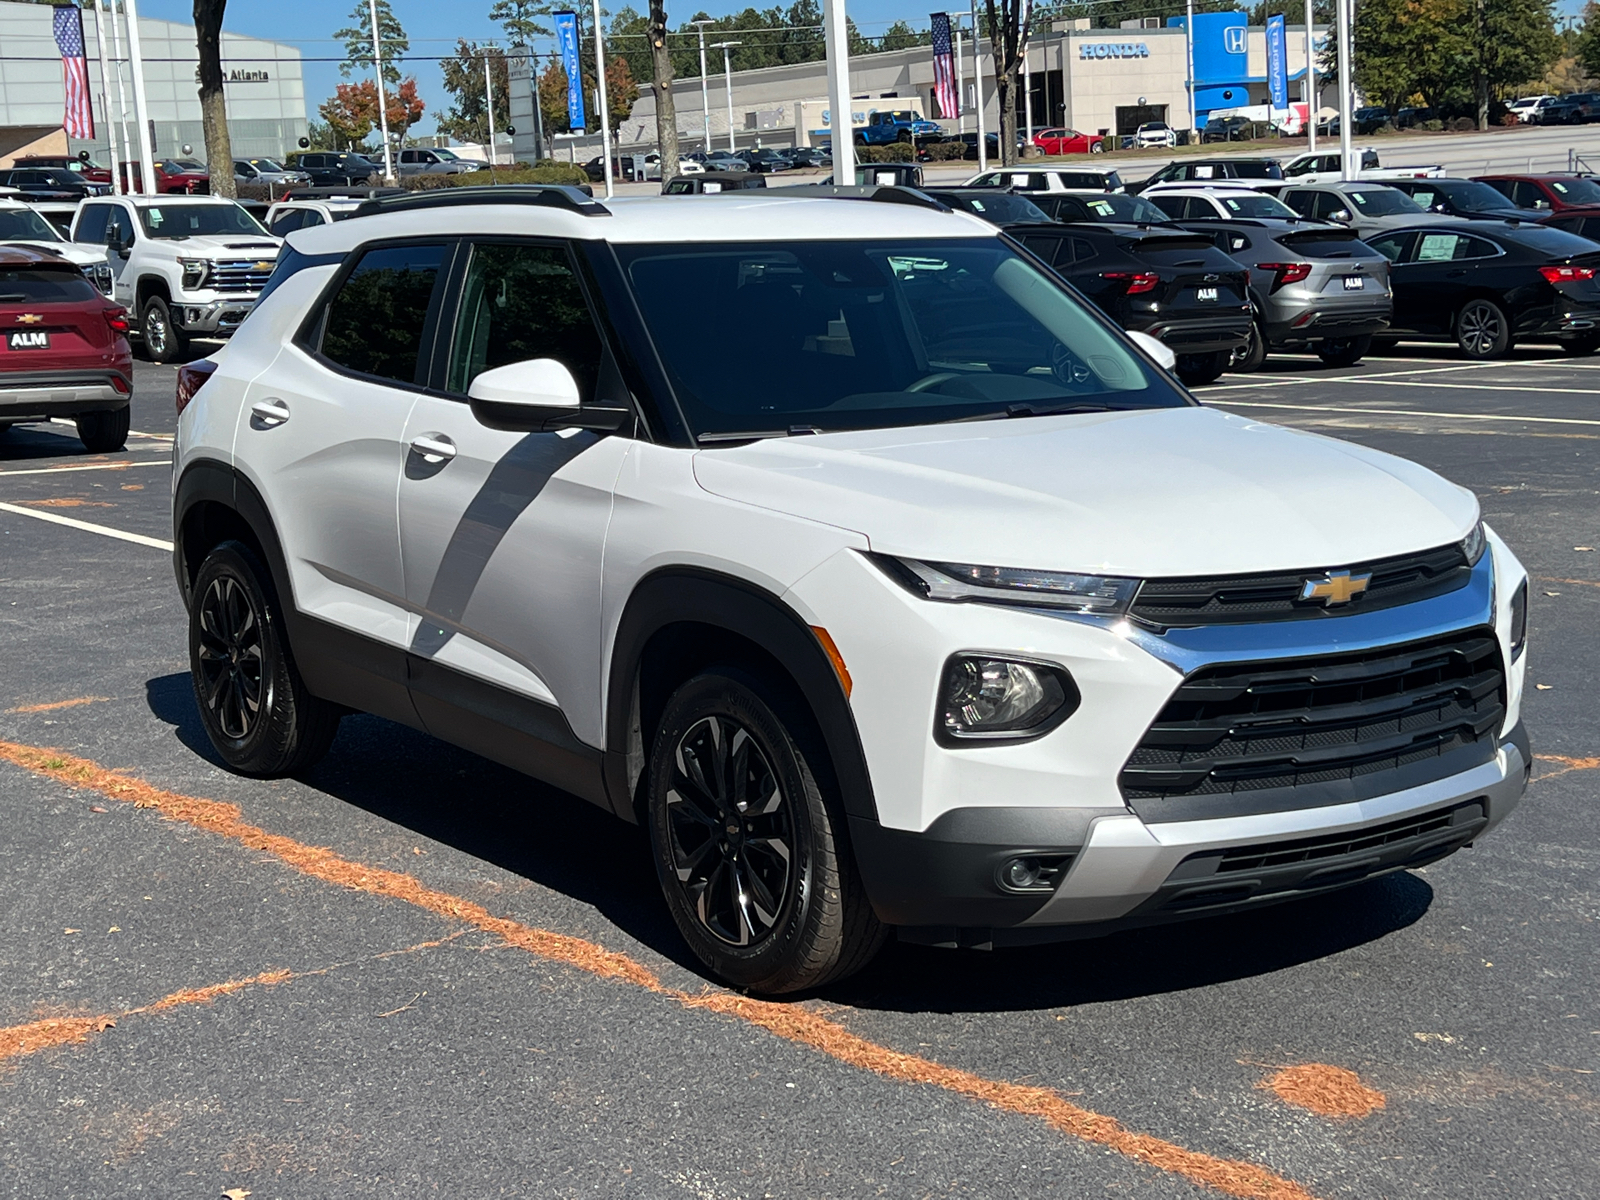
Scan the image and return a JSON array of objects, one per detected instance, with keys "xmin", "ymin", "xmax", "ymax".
[
  {"xmin": 439, "ymin": 40, "xmax": 512, "ymax": 144},
  {"xmin": 333, "ymin": 0, "xmax": 409, "ymax": 86},
  {"xmin": 1461, "ymin": 0, "xmax": 1559, "ymax": 128},
  {"xmin": 194, "ymin": 0, "xmax": 234, "ymax": 198},
  {"xmin": 319, "ymin": 78, "xmax": 425, "ymax": 149}
]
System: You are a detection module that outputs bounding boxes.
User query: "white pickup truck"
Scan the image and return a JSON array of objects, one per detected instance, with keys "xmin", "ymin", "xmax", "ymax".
[
  {"xmin": 71, "ymin": 194, "xmax": 280, "ymax": 362},
  {"xmin": 1280, "ymin": 149, "xmax": 1446, "ymax": 186}
]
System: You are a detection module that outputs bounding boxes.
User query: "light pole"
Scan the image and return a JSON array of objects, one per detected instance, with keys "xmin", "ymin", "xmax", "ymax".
[
  {"xmin": 121, "ymin": 0, "xmax": 156, "ymax": 194},
  {"xmin": 1304, "ymin": 0, "xmax": 1317, "ymax": 150},
  {"xmin": 1184, "ymin": 0, "xmax": 1196, "ymax": 141},
  {"xmin": 1336, "ymin": 0, "xmax": 1353, "ymax": 178},
  {"xmin": 711, "ymin": 41, "xmax": 741, "ymax": 153},
  {"xmin": 367, "ymin": 0, "xmax": 394, "ymax": 180},
  {"xmin": 1022, "ymin": 0, "xmax": 1033, "ymax": 149},
  {"xmin": 968, "ymin": 0, "xmax": 986, "ymax": 170},
  {"xmin": 687, "ymin": 19, "xmax": 714, "ymax": 155},
  {"xmin": 592, "ymin": 0, "xmax": 613, "ymax": 198},
  {"xmin": 822, "ymin": 0, "xmax": 853, "ymax": 182},
  {"xmin": 484, "ymin": 46, "xmax": 498, "ymax": 181}
]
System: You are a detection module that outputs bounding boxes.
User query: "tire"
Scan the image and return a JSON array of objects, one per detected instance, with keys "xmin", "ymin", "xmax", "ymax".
[
  {"xmin": 189, "ymin": 540, "xmax": 340, "ymax": 777},
  {"xmin": 1175, "ymin": 349, "xmax": 1229, "ymax": 386},
  {"xmin": 75, "ymin": 406, "xmax": 130, "ymax": 453},
  {"xmin": 1090, "ymin": 142, "xmax": 1104, "ymax": 154},
  {"xmin": 1231, "ymin": 319, "xmax": 1267, "ymax": 372},
  {"xmin": 1316, "ymin": 333, "xmax": 1373, "ymax": 368},
  {"xmin": 140, "ymin": 294, "xmax": 189, "ymax": 364},
  {"xmin": 647, "ymin": 668, "xmax": 886, "ymax": 994},
  {"xmin": 1560, "ymin": 334, "xmax": 1600, "ymax": 355},
  {"xmin": 1455, "ymin": 298, "xmax": 1510, "ymax": 359}
]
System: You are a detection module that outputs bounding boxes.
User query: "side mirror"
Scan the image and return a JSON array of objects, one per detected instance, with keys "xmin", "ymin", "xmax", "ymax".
[
  {"xmin": 1331, "ymin": 209, "xmax": 1352, "ymax": 222},
  {"xmin": 1127, "ymin": 330, "xmax": 1177, "ymax": 371},
  {"xmin": 467, "ymin": 358, "xmax": 630, "ymax": 433}
]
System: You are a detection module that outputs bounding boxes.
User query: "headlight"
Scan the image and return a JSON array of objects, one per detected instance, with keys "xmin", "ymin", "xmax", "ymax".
[
  {"xmin": 892, "ymin": 557, "xmax": 1141, "ymax": 615},
  {"xmin": 938, "ymin": 655, "xmax": 1079, "ymax": 743},
  {"xmin": 1460, "ymin": 519, "xmax": 1486, "ymax": 565},
  {"xmin": 178, "ymin": 258, "xmax": 209, "ymax": 289}
]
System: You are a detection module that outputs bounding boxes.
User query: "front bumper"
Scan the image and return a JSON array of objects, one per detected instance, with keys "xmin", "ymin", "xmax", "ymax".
[
  {"xmin": 173, "ymin": 298, "xmax": 257, "ymax": 336},
  {"xmin": 0, "ymin": 370, "xmax": 130, "ymax": 419}
]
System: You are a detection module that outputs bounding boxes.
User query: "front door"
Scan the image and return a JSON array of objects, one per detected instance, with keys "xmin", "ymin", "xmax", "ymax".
[
  {"xmin": 234, "ymin": 240, "xmax": 452, "ymax": 714},
  {"xmin": 396, "ymin": 238, "xmax": 633, "ymax": 775}
]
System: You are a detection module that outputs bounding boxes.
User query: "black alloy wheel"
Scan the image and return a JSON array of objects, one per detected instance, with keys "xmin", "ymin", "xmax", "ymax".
[
  {"xmin": 1175, "ymin": 349, "xmax": 1230, "ymax": 386},
  {"xmin": 1317, "ymin": 333, "xmax": 1372, "ymax": 368},
  {"xmin": 1231, "ymin": 318, "xmax": 1267, "ymax": 372},
  {"xmin": 1455, "ymin": 298, "xmax": 1511, "ymax": 359},
  {"xmin": 647, "ymin": 669, "xmax": 885, "ymax": 993},
  {"xmin": 188, "ymin": 540, "xmax": 340, "ymax": 776}
]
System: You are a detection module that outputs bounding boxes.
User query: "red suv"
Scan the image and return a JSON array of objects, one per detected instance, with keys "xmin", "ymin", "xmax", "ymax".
[
  {"xmin": 11, "ymin": 154, "xmax": 114, "ymax": 186},
  {"xmin": 0, "ymin": 247, "xmax": 133, "ymax": 452},
  {"xmin": 1475, "ymin": 173, "xmax": 1600, "ymax": 213},
  {"xmin": 119, "ymin": 160, "xmax": 210, "ymax": 195}
]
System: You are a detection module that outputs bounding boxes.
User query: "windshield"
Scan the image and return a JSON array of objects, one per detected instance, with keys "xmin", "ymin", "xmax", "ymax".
[
  {"xmin": 1348, "ymin": 188, "xmax": 1421, "ymax": 215},
  {"xmin": 31, "ymin": 170, "xmax": 80, "ymax": 186},
  {"xmin": 1436, "ymin": 181, "xmax": 1520, "ymax": 212},
  {"xmin": 1217, "ymin": 192, "xmax": 1296, "ymax": 217},
  {"xmin": 1080, "ymin": 193, "xmax": 1169, "ymax": 223},
  {"xmin": 1549, "ymin": 177, "xmax": 1600, "ymax": 204},
  {"xmin": 0, "ymin": 207, "xmax": 65, "ymax": 242},
  {"xmin": 937, "ymin": 192, "xmax": 1052, "ymax": 224},
  {"xmin": 618, "ymin": 239, "xmax": 1187, "ymax": 439},
  {"xmin": 1230, "ymin": 160, "xmax": 1284, "ymax": 179},
  {"xmin": 137, "ymin": 203, "xmax": 269, "ymax": 239},
  {"xmin": 250, "ymin": 159, "xmax": 286, "ymax": 172}
]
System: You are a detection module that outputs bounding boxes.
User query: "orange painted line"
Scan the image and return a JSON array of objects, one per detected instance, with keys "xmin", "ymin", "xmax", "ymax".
[
  {"xmin": 1533, "ymin": 753, "xmax": 1600, "ymax": 781},
  {"xmin": 5, "ymin": 696, "xmax": 111, "ymax": 715},
  {"xmin": 1537, "ymin": 577, "xmax": 1600, "ymax": 589},
  {"xmin": 1258, "ymin": 1064, "xmax": 1385, "ymax": 1119},
  {"xmin": 0, "ymin": 740, "xmax": 1317, "ymax": 1200}
]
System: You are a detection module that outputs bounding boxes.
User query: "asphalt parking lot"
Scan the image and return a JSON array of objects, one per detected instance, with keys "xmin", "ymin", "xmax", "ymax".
[{"xmin": 1, "ymin": 346, "xmax": 1596, "ymax": 1199}]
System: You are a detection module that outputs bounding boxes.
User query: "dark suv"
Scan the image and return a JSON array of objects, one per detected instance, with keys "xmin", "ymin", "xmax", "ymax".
[
  {"xmin": 286, "ymin": 152, "xmax": 380, "ymax": 186},
  {"xmin": 1007, "ymin": 222, "xmax": 1252, "ymax": 385}
]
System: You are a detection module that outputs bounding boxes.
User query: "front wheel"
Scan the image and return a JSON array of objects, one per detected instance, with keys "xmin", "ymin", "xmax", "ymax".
[
  {"xmin": 189, "ymin": 540, "xmax": 340, "ymax": 777},
  {"xmin": 140, "ymin": 295, "xmax": 189, "ymax": 363},
  {"xmin": 75, "ymin": 407, "xmax": 130, "ymax": 453},
  {"xmin": 1175, "ymin": 349, "xmax": 1229, "ymax": 386},
  {"xmin": 1090, "ymin": 142, "xmax": 1104, "ymax": 154},
  {"xmin": 1455, "ymin": 299, "xmax": 1510, "ymax": 359},
  {"xmin": 1317, "ymin": 333, "xmax": 1373, "ymax": 368},
  {"xmin": 647, "ymin": 668, "xmax": 886, "ymax": 994}
]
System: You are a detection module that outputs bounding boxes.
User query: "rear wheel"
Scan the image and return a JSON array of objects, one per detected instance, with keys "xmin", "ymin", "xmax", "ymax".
[
  {"xmin": 1317, "ymin": 334, "xmax": 1373, "ymax": 368},
  {"xmin": 189, "ymin": 540, "xmax": 340, "ymax": 777},
  {"xmin": 1175, "ymin": 349, "xmax": 1229, "ymax": 386},
  {"xmin": 141, "ymin": 295, "xmax": 189, "ymax": 364},
  {"xmin": 1455, "ymin": 299, "xmax": 1510, "ymax": 359},
  {"xmin": 1231, "ymin": 319, "xmax": 1267, "ymax": 372},
  {"xmin": 1090, "ymin": 142, "xmax": 1104, "ymax": 154},
  {"xmin": 75, "ymin": 407, "xmax": 130, "ymax": 453},
  {"xmin": 647, "ymin": 668, "xmax": 886, "ymax": 994}
]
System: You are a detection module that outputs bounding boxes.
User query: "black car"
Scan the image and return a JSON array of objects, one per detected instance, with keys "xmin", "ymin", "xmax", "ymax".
[
  {"xmin": 934, "ymin": 131, "xmax": 1003, "ymax": 162},
  {"xmin": 1006, "ymin": 222, "xmax": 1253, "ymax": 384},
  {"xmin": 662, "ymin": 171, "xmax": 767, "ymax": 195},
  {"xmin": 738, "ymin": 148, "xmax": 792, "ymax": 174},
  {"xmin": 1128, "ymin": 157, "xmax": 1283, "ymax": 194},
  {"xmin": 1564, "ymin": 93, "xmax": 1600, "ymax": 122},
  {"xmin": 1394, "ymin": 106, "xmax": 1436, "ymax": 129},
  {"xmin": 1201, "ymin": 116, "xmax": 1252, "ymax": 143},
  {"xmin": 1027, "ymin": 191, "xmax": 1172, "ymax": 225},
  {"xmin": 0, "ymin": 167, "xmax": 107, "ymax": 199},
  {"xmin": 288, "ymin": 152, "xmax": 381, "ymax": 186},
  {"xmin": 782, "ymin": 146, "xmax": 831, "ymax": 168},
  {"xmin": 1352, "ymin": 106, "xmax": 1392, "ymax": 134},
  {"xmin": 1384, "ymin": 178, "xmax": 1544, "ymax": 222},
  {"xmin": 1364, "ymin": 222, "xmax": 1600, "ymax": 357},
  {"xmin": 920, "ymin": 188, "xmax": 1053, "ymax": 225}
]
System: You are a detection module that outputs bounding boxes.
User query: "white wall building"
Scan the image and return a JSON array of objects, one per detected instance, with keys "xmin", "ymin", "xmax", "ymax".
[{"xmin": 0, "ymin": 0, "xmax": 306, "ymax": 166}]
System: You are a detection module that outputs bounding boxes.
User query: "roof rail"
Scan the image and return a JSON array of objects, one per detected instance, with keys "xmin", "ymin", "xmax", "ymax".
[
  {"xmin": 771, "ymin": 183, "xmax": 951, "ymax": 212},
  {"xmin": 352, "ymin": 184, "xmax": 609, "ymax": 219},
  {"xmin": 284, "ymin": 185, "xmax": 407, "ymax": 201}
]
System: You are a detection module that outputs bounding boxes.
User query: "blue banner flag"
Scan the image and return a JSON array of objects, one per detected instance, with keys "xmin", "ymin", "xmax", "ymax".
[
  {"xmin": 555, "ymin": 11, "xmax": 586, "ymax": 132},
  {"xmin": 1266, "ymin": 14, "xmax": 1288, "ymax": 111}
]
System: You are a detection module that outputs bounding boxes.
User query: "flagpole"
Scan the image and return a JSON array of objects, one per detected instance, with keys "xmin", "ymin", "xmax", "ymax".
[
  {"xmin": 121, "ymin": 0, "xmax": 157, "ymax": 195},
  {"xmin": 103, "ymin": 0, "xmax": 134, "ymax": 189},
  {"xmin": 89, "ymin": 4, "xmax": 120, "ymax": 194},
  {"xmin": 368, "ymin": 0, "xmax": 394, "ymax": 181}
]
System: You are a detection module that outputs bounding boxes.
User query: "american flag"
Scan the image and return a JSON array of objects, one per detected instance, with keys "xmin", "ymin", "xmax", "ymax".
[
  {"xmin": 930, "ymin": 13, "xmax": 957, "ymax": 121},
  {"xmin": 52, "ymin": 5, "xmax": 94, "ymax": 140}
]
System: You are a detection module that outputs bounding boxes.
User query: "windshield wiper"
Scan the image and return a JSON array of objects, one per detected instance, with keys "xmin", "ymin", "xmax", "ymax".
[
  {"xmin": 697, "ymin": 424, "xmax": 823, "ymax": 445},
  {"xmin": 937, "ymin": 402, "xmax": 1120, "ymax": 424}
]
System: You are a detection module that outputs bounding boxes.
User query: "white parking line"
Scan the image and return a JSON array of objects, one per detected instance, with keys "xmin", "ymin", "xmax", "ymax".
[
  {"xmin": 0, "ymin": 501, "xmax": 172, "ymax": 551},
  {"xmin": 0, "ymin": 460, "xmax": 169, "ymax": 478},
  {"xmin": 1210, "ymin": 400, "xmax": 1600, "ymax": 427}
]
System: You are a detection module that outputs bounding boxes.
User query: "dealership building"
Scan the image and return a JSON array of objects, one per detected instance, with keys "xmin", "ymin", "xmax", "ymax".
[
  {"xmin": 0, "ymin": 0, "xmax": 306, "ymax": 167},
  {"xmin": 618, "ymin": 12, "xmax": 1327, "ymax": 153}
]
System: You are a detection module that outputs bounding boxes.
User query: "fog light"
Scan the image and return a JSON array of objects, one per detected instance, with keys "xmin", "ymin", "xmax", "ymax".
[
  {"xmin": 997, "ymin": 854, "xmax": 1075, "ymax": 894},
  {"xmin": 937, "ymin": 656, "xmax": 1078, "ymax": 743}
]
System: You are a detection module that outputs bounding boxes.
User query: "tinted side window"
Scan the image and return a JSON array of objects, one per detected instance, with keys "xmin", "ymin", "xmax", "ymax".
[
  {"xmin": 1282, "ymin": 190, "xmax": 1315, "ymax": 216},
  {"xmin": 1458, "ymin": 236, "xmax": 1500, "ymax": 259},
  {"xmin": 1479, "ymin": 179, "xmax": 1513, "ymax": 201},
  {"xmin": 1367, "ymin": 232, "xmax": 1414, "ymax": 262},
  {"xmin": 1511, "ymin": 181, "xmax": 1548, "ymax": 208},
  {"xmin": 74, "ymin": 202, "xmax": 113, "ymax": 244},
  {"xmin": 1148, "ymin": 195, "xmax": 1184, "ymax": 218},
  {"xmin": 320, "ymin": 243, "xmax": 448, "ymax": 385},
  {"xmin": 268, "ymin": 209, "xmax": 305, "ymax": 236},
  {"xmin": 1070, "ymin": 238, "xmax": 1098, "ymax": 262},
  {"xmin": 1583, "ymin": 217, "xmax": 1600, "ymax": 240},
  {"xmin": 446, "ymin": 242, "xmax": 605, "ymax": 399}
]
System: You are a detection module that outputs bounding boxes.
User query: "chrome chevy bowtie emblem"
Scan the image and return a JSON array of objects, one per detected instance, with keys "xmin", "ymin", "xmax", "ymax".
[{"xmin": 1299, "ymin": 569, "xmax": 1372, "ymax": 606}]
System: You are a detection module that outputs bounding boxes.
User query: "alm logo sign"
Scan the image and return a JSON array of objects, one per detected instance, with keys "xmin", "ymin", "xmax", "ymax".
[
  {"xmin": 1078, "ymin": 41, "xmax": 1149, "ymax": 59},
  {"xmin": 1223, "ymin": 26, "xmax": 1246, "ymax": 53}
]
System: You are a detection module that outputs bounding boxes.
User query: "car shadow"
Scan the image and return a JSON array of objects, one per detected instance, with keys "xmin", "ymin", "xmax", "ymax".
[
  {"xmin": 0, "ymin": 422, "xmax": 97, "ymax": 461},
  {"xmin": 145, "ymin": 669, "xmax": 1438, "ymax": 1010}
]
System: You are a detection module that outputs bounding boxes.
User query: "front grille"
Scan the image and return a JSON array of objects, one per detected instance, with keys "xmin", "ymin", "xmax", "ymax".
[
  {"xmin": 1120, "ymin": 627, "xmax": 1505, "ymax": 822},
  {"xmin": 208, "ymin": 259, "xmax": 274, "ymax": 293},
  {"xmin": 1129, "ymin": 541, "xmax": 1471, "ymax": 627}
]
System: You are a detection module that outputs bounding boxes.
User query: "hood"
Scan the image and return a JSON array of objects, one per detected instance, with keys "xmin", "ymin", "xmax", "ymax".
[
  {"xmin": 692, "ymin": 406, "xmax": 1478, "ymax": 577},
  {"xmin": 4, "ymin": 239, "xmax": 105, "ymax": 266},
  {"xmin": 155, "ymin": 236, "xmax": 280, "ymax": 255}
]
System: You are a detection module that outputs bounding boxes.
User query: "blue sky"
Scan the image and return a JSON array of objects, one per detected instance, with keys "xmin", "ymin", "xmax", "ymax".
[{"xmin": 140, "ymin": 0, "xmax": 1592, "ymax": 137}]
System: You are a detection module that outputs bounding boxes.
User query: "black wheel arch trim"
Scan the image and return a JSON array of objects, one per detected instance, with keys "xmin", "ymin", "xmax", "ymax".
[{"xmin": 604, "ymin": 566, "xmax": 880, "ymax": 826}]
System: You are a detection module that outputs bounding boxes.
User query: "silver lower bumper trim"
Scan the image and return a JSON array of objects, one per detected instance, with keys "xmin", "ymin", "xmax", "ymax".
[{"xmin": 1023, "ymin": 738, "xmax": 1527, "ymax": 926}]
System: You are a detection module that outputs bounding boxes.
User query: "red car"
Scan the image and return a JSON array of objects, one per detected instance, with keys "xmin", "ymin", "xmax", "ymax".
[
  {"xmin": 1031, "ymin": 127, "xmax": 1100, "ymax": 155},
  {"xmin": 11, "ymin": 154, "xmax": 113, "ymax": 186},
  {"xmin": 1475, "ymin": 173, "xmax": 1600, "ymax": 213},
  {"xmin": 0, "ymin": 247, "xmax": 133, "ymax": 453},
  {"xmin": 119, "ymin": 160, "xmax": 210, "ymax": 195}
]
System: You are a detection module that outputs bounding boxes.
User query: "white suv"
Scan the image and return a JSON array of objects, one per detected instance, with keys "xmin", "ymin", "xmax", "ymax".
[
  {"xmin": 71, "ymin": 194, "xmax": 280, "ymax": 362},
  {"xmin": 172, "ymin": 185, "xmax": 1531, "ymax": 993}
]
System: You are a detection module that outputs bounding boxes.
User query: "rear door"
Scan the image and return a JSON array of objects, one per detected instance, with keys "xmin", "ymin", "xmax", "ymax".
[
  {"xmin": 395, "ymin": 238, "xmax": 634, "ymax": 760},
  {"xmin": 0, "ymin": 264, "xmax": 113, "ymax": 371},
  {"xmin": 1394, "ymin": 229, "xmax": 1481, "ymax": 333}
]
